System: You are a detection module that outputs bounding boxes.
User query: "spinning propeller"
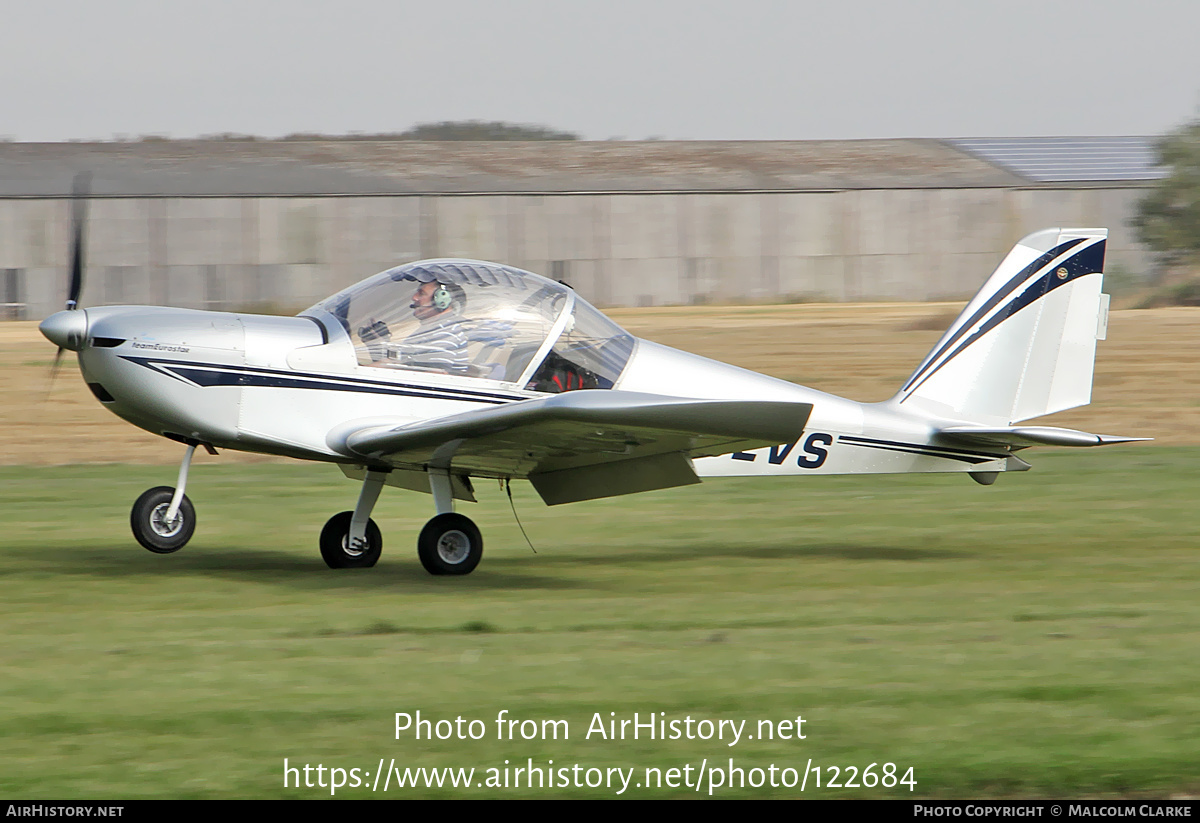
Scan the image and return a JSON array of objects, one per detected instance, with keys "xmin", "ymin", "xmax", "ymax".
[
  {"xmin": 66, "ymin": 172, "xmax": 89, "ymax": 311},
  {"xmin": 41, "ymin": 172, "xmax": 92, "ymax": 389}
]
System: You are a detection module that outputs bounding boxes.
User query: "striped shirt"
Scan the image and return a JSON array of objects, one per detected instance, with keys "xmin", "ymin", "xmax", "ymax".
[{"xmin": 386, "ymin": 317, "xmax": 471, "ymax": 374}]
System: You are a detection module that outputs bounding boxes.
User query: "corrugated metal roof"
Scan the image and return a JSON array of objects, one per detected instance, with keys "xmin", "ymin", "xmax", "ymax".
[
  {"xmin": 948, "ymin": 137, "xmax": 1165, "ymax": 182},
  {"xmin": 0, "ymin": 138, "xmax": 1164, "ymax": 197},
  {"xmin": 0, "ymin": 139, "xmax": 1026, "ymax": 196}
]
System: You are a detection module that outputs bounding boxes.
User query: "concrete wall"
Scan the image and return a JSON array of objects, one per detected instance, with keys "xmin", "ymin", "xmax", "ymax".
[{"xmin": 0, "ymin": 187, "xmax": 1150, "ymax": 319}]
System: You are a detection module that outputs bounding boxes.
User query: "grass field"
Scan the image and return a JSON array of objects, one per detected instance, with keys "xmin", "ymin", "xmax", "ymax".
[{"xmin": 1, "ymin": 305, "xmax": 1198, "ymax": 798}]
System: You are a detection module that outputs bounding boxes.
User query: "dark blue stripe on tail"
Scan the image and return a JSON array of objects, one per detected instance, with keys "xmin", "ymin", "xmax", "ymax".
[
  {"xmin": 901, "ymin": 238, "xmax": 1086, "ymax": 393},
  {"xmin": 902, "ymin": 239, "xmax": 1105, "ymax": 398}
]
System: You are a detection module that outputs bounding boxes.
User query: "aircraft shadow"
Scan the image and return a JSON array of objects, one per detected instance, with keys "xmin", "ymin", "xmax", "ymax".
[
  {"xmin": 8, "ymin": 539, "xmax": 970, "ymax": 598},
  {"xmin": 6, "ymin": 542, "xmax": 582, "ymax": 592},
  {"xmin": 556, "ymin": 541, "xmax": 973, "ymax": 564}
]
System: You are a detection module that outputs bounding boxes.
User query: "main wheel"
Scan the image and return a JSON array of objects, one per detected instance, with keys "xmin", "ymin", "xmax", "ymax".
[
  {"xmin": 319, "ymin": 511, "xmax": 382, "ymax": 569},
  {"xmin": 418, "ymin": 513, "xmax": 483, "ymax": 576},
  {"xmin": 131, "ymin": 486, "xmax": 196, "ymax": 554}
]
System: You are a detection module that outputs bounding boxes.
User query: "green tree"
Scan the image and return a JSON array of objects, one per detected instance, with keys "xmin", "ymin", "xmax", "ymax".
[
  {"xmin": 1133, "ymin": 120, "xmax": 1200, "ymax": 266},
  {"xmin": 395, "ymin": 120, "xmax": 579, "ymax": 141},
  {"xmin": 280, "ymin": 121, "xmax": 580, "ymax": 142}
]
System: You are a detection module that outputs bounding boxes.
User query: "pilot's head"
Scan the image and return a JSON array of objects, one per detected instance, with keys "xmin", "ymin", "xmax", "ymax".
[{"xmin": 410, "ymin": 280, "xmax": 463, "ymax": 321}]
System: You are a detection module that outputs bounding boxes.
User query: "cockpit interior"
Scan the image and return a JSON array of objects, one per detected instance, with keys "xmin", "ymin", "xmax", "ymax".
[{"xmin": 305, "ymin": 260, "xmax": 636, "ymax": 393}]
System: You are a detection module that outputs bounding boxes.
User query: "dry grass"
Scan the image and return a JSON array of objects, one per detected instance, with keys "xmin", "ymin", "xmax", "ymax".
[{"xmin": 4, "ymin": 303, "xmax": 1198, "ymax": 465}]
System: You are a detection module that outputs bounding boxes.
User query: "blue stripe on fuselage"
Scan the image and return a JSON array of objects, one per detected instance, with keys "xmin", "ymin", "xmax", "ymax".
[{"xmin": 118, "ymin": 356, "xmax": 521, "ymax": 405}]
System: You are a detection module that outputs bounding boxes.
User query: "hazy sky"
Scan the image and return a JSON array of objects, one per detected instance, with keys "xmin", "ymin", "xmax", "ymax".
[{"xmin": 5, "ymin": 0, "xmax": 1199, "ymax": 142}]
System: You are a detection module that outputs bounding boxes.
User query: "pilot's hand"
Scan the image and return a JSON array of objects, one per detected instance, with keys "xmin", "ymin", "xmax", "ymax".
[{"xmin": 359, "ymin": 319, "xmax": 391, "ymax": 342}]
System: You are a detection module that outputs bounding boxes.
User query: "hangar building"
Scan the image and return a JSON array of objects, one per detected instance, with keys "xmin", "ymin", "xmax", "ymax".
[{"xmin": 0, "ymin": 137, "xmax": 1163, "ymax": 318}]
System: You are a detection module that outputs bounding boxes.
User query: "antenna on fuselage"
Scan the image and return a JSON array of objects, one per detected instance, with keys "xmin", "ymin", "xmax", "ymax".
[{"xmin": 503, "ymin": 478, "xmax": 537, "ymax": 554}]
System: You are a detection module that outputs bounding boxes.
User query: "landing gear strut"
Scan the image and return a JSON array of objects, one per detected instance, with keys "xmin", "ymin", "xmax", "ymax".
[
  {"xmin": 319, "ymin": 467, "xmax": 484, "ymax": 575},
  {"xmin": 131, "ymin": 443, "xmax": 198, "ymax": 553},
  {"xmin": 320, "ymin": 469, "xmax": 386, "ymax": 568}
]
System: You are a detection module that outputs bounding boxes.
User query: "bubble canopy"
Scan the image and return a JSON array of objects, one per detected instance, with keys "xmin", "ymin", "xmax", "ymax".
[{"xmin": 304, "ymin": 260, "xmax": 636, "ymax": 392}]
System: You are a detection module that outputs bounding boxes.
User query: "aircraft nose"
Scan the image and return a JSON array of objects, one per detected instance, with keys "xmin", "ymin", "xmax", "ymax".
[{"xmin": 39, "ymin": 310, "xmax": 89, "ymax": 351}]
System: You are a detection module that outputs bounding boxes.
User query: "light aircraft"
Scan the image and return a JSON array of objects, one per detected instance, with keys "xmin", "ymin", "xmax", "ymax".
[{"xmin": 40, "ymin": 179, "xmax": 1144, "ymax": 575}]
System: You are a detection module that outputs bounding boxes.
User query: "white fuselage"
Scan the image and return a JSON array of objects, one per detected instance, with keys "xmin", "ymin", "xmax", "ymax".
[{"xmin": 72, "ymin": 304, "xmax": 1017, "ymax": 481}]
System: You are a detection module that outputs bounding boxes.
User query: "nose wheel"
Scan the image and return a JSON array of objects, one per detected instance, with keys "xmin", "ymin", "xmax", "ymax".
[
  {"xmin": 418, "ymin": 513, "xmax": 483, "ymax": 576},
  {"xmin": 131, "ymin": 486, "xmax": 196, "ymax": 553},
  {"xmin": 131, "ymin": 443, "xmax": 201, "ymax": 554}
]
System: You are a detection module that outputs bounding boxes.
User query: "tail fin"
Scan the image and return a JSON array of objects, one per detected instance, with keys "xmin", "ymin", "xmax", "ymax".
[{"xmin": 893, "ymin": 228, "xmax": 1109, "ymax": 425}]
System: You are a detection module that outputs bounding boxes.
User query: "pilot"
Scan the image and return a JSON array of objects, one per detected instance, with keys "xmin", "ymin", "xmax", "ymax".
[{"xmin": 386, "ymin": 279, "xmax": 472, "ymax": 374}]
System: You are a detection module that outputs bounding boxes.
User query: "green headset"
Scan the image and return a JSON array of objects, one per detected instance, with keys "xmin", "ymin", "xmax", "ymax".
[
  {"xmin": 431, "ymin": 283, "xmax": 454, "ymax": 310},
  {"xmin": 411, "ymin": 281, "xmax": 457, "ymax": 312}
]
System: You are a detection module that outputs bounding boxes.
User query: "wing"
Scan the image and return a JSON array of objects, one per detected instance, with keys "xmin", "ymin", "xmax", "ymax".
[{"xmin": 334, "ymin": 391, "xmax": 813, "ymax": 505}]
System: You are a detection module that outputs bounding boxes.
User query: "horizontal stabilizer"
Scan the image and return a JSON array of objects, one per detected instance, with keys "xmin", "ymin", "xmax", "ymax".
[{"xmin": 939, "ymin": 425, "xmax": 1151, "ymax": 449}]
